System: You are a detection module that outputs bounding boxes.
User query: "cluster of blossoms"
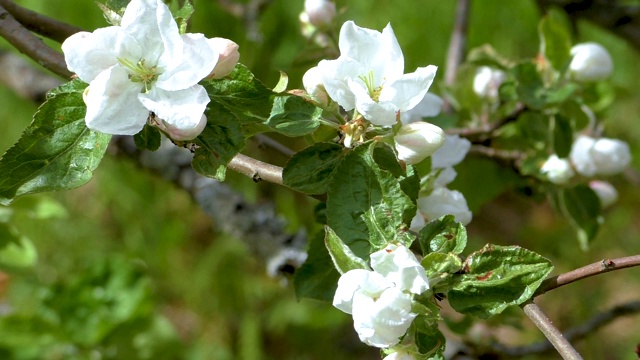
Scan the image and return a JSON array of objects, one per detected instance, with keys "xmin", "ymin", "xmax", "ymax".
[
  {"xmin": 61, "ymin": 0, "xmax": 239, "ymax": 140},
  {"xmin": 303, "ymin": 21, "xmax": 446, "ymax": 164},
  {"xmin": 333, "ymin": 244, "xmax": 429, "ymax": 351}
]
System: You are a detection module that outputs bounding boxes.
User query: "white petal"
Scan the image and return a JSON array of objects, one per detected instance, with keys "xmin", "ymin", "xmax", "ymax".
[
  {"xmin": 434, "ymin": 167, "xmax": 458, "ymax": 186},
  {"xmin": 121, "ymin": 0, "xmax": 174, "ymax": 64},
  {"xmin": 158, "ymin": 33, "xmax": 219, "ymax": 90},
  {"xmin": 62, "ymin": 27, "xmax": 141, "ymax": 82},
  {"xmin": 338, "ymin": 21, "xmax": 403, "ymax": 83},
  {"xmin": 431, "ymin": 134, "xmax": 471, "ymax": 168},
  {"xmin": 333, "ymin": 269, "xmax": 388, "ymax": 314},
  {"xmin": 569, "ymin": 135, "xmax": 598, "ymax": 177},
  {"xmin": 355, "ymin": 288, "xmax": 416, "ymax": 348},
  {"xmin": 318, "ymin": 57, "xmax": 365, "ymax": 111},
  {"xmin": 84, "ymin": 66, "xmax": 148, "ymax": 135},
  {"xmin": 418, "ymin": 188, "xmax": 472, "ymax": 225},
  {"xmin": 348, "ymin": 79, "xmax": 399, "ymax": 126},
  {"xmin": 379, "ymin": 65, "xmax": 438, "ymax": 112},
  {"xmin": 591, "ymin": 138, "xmax": 631, "ymax": 175},
  {"xmin": 138, "ymin": 85, "xmax": 210, "ymax": 131},
  {"xmin": 394, "ymin": 121, "xmax": 446, "ymax": 164},
  {"xmin": 589, "ymin": 181, "xmax": 618, "ymax": 208},
  {"xmin": 402, "ymin": 93, "xmax": 443, "ymax": 124},
  {"xmin": 206, "ymin": 37, "xmax": 240, "ymax": 79},
  {"xmin": 370, "ymin": 244, "xmax": 429, "ymax": 294}
]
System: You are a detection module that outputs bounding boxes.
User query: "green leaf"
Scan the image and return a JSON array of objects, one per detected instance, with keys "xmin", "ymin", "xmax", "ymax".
[
  {"xmin": 414, "ymin": 320, "xmax": 446, "ymax": 359},
  {"xmin": 417, "ymin": 215, "xmax": 467, "ymax": 255},
  {"xmin": 0, "ymin": 223, "xmax": 20, "ymax": 250},
  {"xmin": 558, "ymin": 185, "xmax": 602, "ymax": 250},
  {"xmin": 283, "ymin": 142, "xmax": 345, "ymax": 195},
  {"xmin": 448, "ymin": 244, "xmax": 553, "ymax": 318},
  {"xmin": 174, "ymin": 0, "xmax": 194, "ymax": 34},
  {"xmin": 552, "ymin": 114, "xmax": 573, "ymax": 158},
  {"xmin": 265, "ymin": 95, "xmax": 322, "ymax": 137},
  {"xmin": 324, "ymin": 226, "xmax": 369, "ymax": 274},
  {"xmin": 294, "ymin": 231, "xmax": 340, "ymax": 302},
  {"xmin": 538, "ymin": 7, "xmax": 572, "ymax": 71},
  {"xmin": 0, "ymin": 80, "xmax": 111, "ymax": 205},
  {"xmin": 422, "ymin": 252, "xmax": 463, "ymax": 292},
  {"xmin": 191, "ymin": 101, "xmax": 246, "ymax": 181},
  {"xmin": 204, "ymin": 64, "xmax": 273, "ymax": 124},
  {"xmin": 373, "ymin": 145, "xmax": 421, "ymax": 201},
  {"xmin": 560, "ymin": 100, "xmax": 590, "ymax": 131},
  {"xmin": 512, "ymin": 62, "xmax": 546, "ymax": 110},
  {"xmin": 0, "ymin": 236, "xmax": 37, "ymax": 269},
  {"xmin": 516, "ymin": 111, "xmax": 550, "ymax": 150},
  {"xmin": 467, "ymin": 44, "xmax": 511, "ymax": 69},
  {"xmin": 272, "ymin": 71, "xmax": 289, "ymax": 93},
  {"xmin": 326, "ymin": 142, "xmax": 416, "ymax": 259},
  {"xmin": 133, "ymin": 124, "xmax": 161, "ymax": 152}
]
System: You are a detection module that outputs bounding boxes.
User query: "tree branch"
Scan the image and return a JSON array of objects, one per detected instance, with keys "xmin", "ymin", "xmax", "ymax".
[
  {"xmin": 0, "ymin": 4, "xmax": 71, "ymax": 78},
  {"xmin": 488, "ymin": 300, "xmax": 640, "ymax": 357},
  {"xmin": 521, "ymin": 301, "xmax": 584, "ymax": 360},
  {"xmin": 443, "ymin": 0, "xmax": 471, "ymax": 113},
  {"xmin": 227, "ymin": 153, "xmax": 285, "ymax": 185},
  {"xmin": 535, "ymin": 255, "xmax": 640, "ymax": 296},
  {"xmin": 0, "ymin": 0, "xmax": 82, "ymax": 43}
]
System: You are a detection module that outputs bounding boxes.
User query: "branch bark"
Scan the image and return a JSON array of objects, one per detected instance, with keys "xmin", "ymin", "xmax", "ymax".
[
  {"xmin": 0, "ymin": 0, "xmax": 82, "ymax": 42},
  {"xmin": 0, "ymin": 4, "xmax": 71, "ymax": 78},
  {"xmin": 521, "ymin": 301, "xmax": 584, "ymax": 360},
  {"xmin": 535, "ymin": 254, "xmax": 640, "ymax": 296}
]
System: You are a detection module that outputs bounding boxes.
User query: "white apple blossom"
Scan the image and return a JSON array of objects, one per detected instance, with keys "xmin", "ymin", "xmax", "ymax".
[
  {"xmin": 400, "ymin": 93, "xmax": 443, "ymax": 124},
  {"xmin": 570, "ymin": 135, "xmax": 631, "ymax": 176},
  {"xmin": 304, "ymin": 0, "xmax": 336, "ymax": 28},
  {"xmin": 317, "ymin": 21, "xmax": 438, "ymax": 126},
  {"xmin": 383, "ymin": 350, "xmax": 416, "ymax": 360},
  {"xmin": 569, "ymin": 43, "xmax": 613, "ymax": 82},
  {"xmin": 589, "ymin": 180, "xmax": 618, "ymax": 208},
  {"xmin": 62, "ymin": 0, "xmax": 223, "ymax": 136},
  {"xmin": 394, "ymin": 122, "xmax": 445, "ymax": 165},
  {"xmin": 431, "ymin": 135, "xmax": 471, "ymax": 186},
  {"xmin": 418, "ymin": 187, "xmax": 472, "ymax": 225},
  {"xmin": 541, "ymin": 154, "xmax": 574, "ymax": 184},
  {"xmin": 473, "ymin": 66, "xmax": 506, "ymax": 100},
  {"xmin": 333, "ymin": 244, "xmax": 429, "ymax": 348}
]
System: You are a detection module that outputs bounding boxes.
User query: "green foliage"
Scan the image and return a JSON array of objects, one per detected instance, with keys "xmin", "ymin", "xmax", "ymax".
[
  {"xmin": 174, "ymin": 0, "xmax": 194, "ymax": 34},
  {"xmin": 283, "ymin": 142, "xmax": 345, "ymax": 195},
  {"xmin": 133, "ymin": 124, "xmax": 162, "ymax": 152},
  {"xmin": 326, "ymin": 142, "xmax": 416, "ymax": 259},
  {"xmin": 324, "ymin": 225, "xmax": 369, "ymax": 274},
  {"xmin": 553, "ymin": 185, "xmax": 602, "ymax": 250},
  {"xmin": 294, "ymin": 231, "xmax": 340, "ymax": 302},
  {"xmin": 538, "ymin": 7, "xmax": 572, "ymax": 71},
  {"xmin": 417, "ymin": 215, "xmax": 467, "ymax": 255},
  {"xmin": 0, "ymin": 80, "xmax": 110, "ymax": 205},
  {"xmin": 448, "ymin": 245, "xmax": 553, "ymax": 318}
]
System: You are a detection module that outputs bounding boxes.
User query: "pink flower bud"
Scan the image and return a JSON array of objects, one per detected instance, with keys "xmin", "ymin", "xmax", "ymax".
[
  {"xmin": 304, "ymin": 0, "xmax": 336, "ymax": 28},
  {"xmin": 157, "ymin": 114, "xmax": 207, "ymax": 141},
  {"xmin": 207, "ymin": 38, "xmax": 240, "ymax": 79}
]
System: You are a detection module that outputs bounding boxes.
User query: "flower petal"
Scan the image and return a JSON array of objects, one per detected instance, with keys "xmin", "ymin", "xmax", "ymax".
[
  {"xmin": 62, "ymin": 27, "xmax": 141, "ymax": 82},
  {"xmin": 379, "ymin": 65, "xmax": 437, "ymax": 112},
  {"xmin": 318, "ymin": 57, "xmax": 365, "ymax": 111},
  {"xmin": 138, "ymin": 85, "xmax": 210, "ymax": 131},
  {"xmin": 371, "ymin": 244, "xmax": 429, "ymax": 295},
  {"xmin": 347, "ymin": 79, "xmax": 399, "ymax": 126},
  {"xmin": 333, "ymin": 269, "xmax": 388, "ymax": 314},
  {"xmin": 157, "ymin": 33, "xmax": 219, "ymax": 91},
  {"xmin": 84, "ymin": 66, "xmax": 148, "ymax": 135}
]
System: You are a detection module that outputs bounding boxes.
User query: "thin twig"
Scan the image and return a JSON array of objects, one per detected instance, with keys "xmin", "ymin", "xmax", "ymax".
[
  {"xmin": 444, "ymin": 0, "xmax": 470, "ymax": 86},
  {"xmin": 521, "ymin": 301, "xmax": 583, "ymax": 360},
  {"xmin": 489, "ymin": 300, "xmax": 640, "ymax": 356},
  {"xmin": 0, "ymin": 4, "xmax": 71, "ymax": 78},
  {"xmin": 446, "ymin": 102, "xmax": 526, "ymax": 140},
  {"xmin": 467, "ymin": 145, "xmax": 524, "ymax": 162},
  {"xmin": 535, "ymin": 255, "xmax": 640, "ymax": 296},
  {"xmin": 254, "ymin": 134, "xmax": 296, "ymax": 157},
  {"xmin": 0, "ymin": 0, "xmax": 82, "ymax": 43},
  {"xmin": 227, "ymin": 153, "xmax": 284, "ymax": 185}
]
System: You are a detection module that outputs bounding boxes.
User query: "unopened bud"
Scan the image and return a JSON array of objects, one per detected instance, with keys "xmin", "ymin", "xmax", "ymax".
[
  {"xmin": 302, "ymin": 66, "xmax": 329, "ymax": 104},
  {"xmin": 541, "ymin": 154, "xmax": 574, "ymax": 184},
  {"xmin": 207, "ymin": 38, "xmax": 240, "ymax": 79},
  {"xmin": 304, "ymin": 0, "xmax": 336, "ymax": 29},
  {"xmin": 473, "ymin": 66, "xmax": 506, "ymax": 100},
  {"xmin": 157, "ymin": 114, "xmax": 207, "ymax": 141},
  {"xmin": 589, "ymin": 180, "xmax": 618, "ymax": 208},
  {"xmin": 570, "ymin": 135, "xmax": 631, "ymax": 176},
  {"xmin": 569, "ymin": 43, "xmax": 613, "ymax": 82},
  {"xmin": 394, "ymin": 121, "xmax": 445, "ymax": 165}
]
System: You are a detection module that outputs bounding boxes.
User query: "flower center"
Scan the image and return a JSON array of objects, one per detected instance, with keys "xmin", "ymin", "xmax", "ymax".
[
  {"xmin": 359, "ymin": 70, "xmax": 383, "ymax": 102},
  {"xmin": 118, "ymin": 58, "xmax": 160, "ymax": 93}
]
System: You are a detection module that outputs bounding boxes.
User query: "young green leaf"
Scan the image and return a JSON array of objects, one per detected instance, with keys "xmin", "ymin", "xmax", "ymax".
[
  {"xmin": 174, "ymin": 0, "xmax": 195, "ymax": 34},
  {"xmin": 539, "ymin": 7, "xmax": 572, "ymax": 71},
  {"xmin": 552, "ymin": 114, "xmax": 573, "ymax": 158},
  {"xmin": 417, "ymin": 215, "xmax": 467, "ymax": 255},
  {"xmin": 0, "ymin": 80, "xmax": 110, "ymax": 205},
  {"xmin": 558, "ymin": 185, "xmax": 602, "ymax": 250},
  {"xmin": 283, "ymin": 142, "xmax": 345, "ymax": 195},
  {"xmin": 265, "ymin": 95, "xmax": 323, "ymax": 137},
  {"xmin": 326, "ymin": 142, "xmax": 416, "ymax": 259},
  {"xmin": 324, "ymin": 226, "xmax": 369, "ymax": 274},
  {"xmin": 448, "ymin": 244, "xmax": 553, "ymax": 318},
  {"xmin": 133, "ymin": 124, "xmax": 162, "ymax": 152},
  {"xmin": 191, "ymin": 101, "xmax": 246, "ymax": 181},
  {"xmin": 294, "ymin": 231, "xmax": 340, "ymax": 302}
]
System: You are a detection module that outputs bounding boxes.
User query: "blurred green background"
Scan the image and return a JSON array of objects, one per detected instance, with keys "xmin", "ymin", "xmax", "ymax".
[{"xmin": 1, "ymin": 0, "xmax": 640, "ymax": 359}]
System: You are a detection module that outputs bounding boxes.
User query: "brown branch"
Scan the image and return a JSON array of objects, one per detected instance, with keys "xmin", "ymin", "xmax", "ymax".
[
  {"xmin": 0, "ymin": 4, "xmax": 71, "ymax": 78},
  {"xmin": 535, "ymin": 255, "xmax": 640, "ymax": 296},
  {"xmin": 0, "ymin": 0, "xmax": 82, "ymax": 43},
  {"xmin": 446, "ymin": 103, "xmax": 526, "ymax": 140},
  {"xmin": 467, "ymin": 145, "xmax": 525, "ymax": 162},
  {"xmin": 227, "ymin": 153, "xmax": 284, "ymax": 185},
  {"xmin": 442, "ymin": 0, "xmax": 471, "ymax": 113},
  {"xmin": 521, "ymin": 301, "xmax": 584, "ymax": 360},
  {"xmin": 488, "ymin": 300, "xmax": 640, "ymax": 357}
]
